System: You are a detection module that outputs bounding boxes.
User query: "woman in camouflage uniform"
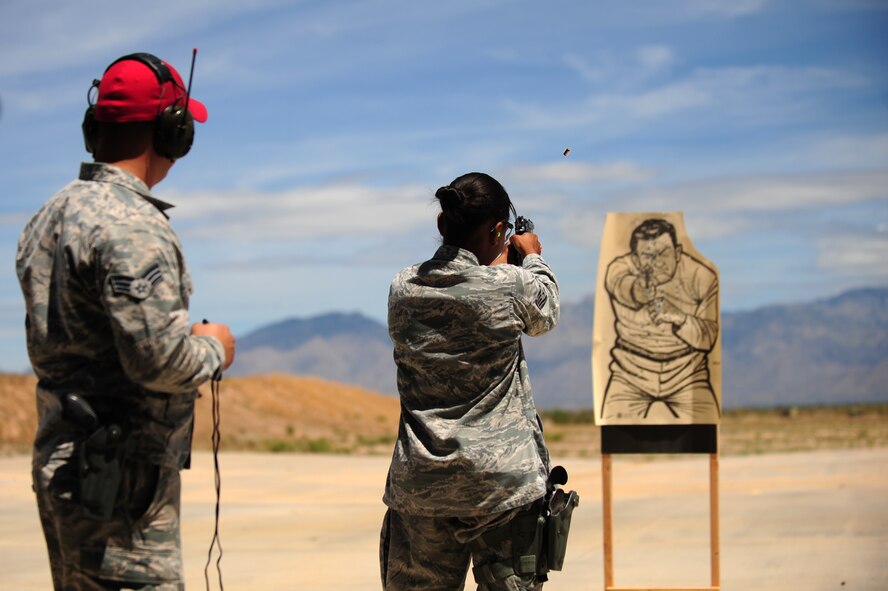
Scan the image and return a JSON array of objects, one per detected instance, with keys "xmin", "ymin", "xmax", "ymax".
[{"xmin": 380, "ymin": 172, "xmax": 560, "ymax": 590}]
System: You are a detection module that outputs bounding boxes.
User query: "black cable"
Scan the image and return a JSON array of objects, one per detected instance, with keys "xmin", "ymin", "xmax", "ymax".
[{"xmin": 204, "ymin": 373, "xmax": 224, "ymax": 591}]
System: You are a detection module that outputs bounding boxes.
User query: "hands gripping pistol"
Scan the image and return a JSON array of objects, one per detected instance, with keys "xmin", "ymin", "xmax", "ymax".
[{"xmin": 508, "ymin": 215, "xmax": 535, "ymax": 265}]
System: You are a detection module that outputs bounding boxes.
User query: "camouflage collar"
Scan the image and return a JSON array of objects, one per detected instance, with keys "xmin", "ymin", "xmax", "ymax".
[
  {"xmin": 79, "ymin": 162, "xmax": 175, "ymax": 214},
  {"xmin": 433, "ymin": 244, "xmax": 480, "ymax": 266}
]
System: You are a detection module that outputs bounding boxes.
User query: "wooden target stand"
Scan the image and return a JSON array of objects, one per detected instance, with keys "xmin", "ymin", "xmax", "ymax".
[{"xmin": 600, "ymin": 425, "xmax": 720, "ymax": 591}]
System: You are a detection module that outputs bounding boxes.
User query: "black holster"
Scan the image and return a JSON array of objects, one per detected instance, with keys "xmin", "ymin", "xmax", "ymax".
[
  {"xmin": 472, "ymin": 467, "xmax": 580, "ymax": 584},
  {"xmin": 78, "ymin": 424, "xmax": 125, "ymax": 521},
  {"xmin": 545, "ymin": 487, "xmax": 579, "ymax": 571},
  {"xmin": 63, "ymin": 393, "xmax": 127, "ymax": 521}
]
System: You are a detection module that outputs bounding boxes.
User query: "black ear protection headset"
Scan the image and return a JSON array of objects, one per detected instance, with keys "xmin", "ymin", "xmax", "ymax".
[{"xmin": 82, "ymin": 52, "xmax": 195, "ymax": 160}]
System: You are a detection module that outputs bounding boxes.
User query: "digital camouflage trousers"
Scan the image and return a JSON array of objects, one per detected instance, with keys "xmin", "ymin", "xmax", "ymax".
[
  {"xmin": 33, "ymin": 440, "xmax": 184, "ymax": 590},
  {"xmin": 380, "ymin": 504, "xmax": 545, "ymax": 591}
]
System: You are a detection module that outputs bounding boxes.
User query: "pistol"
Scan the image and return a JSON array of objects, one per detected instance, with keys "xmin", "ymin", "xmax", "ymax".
[
  {"xmin": 515, "ymin": 216, "xmax": 534, "ymax": 235},
  {"xmin": 509, "ymin": 216, "xmax": 536, "ymax": 264}
]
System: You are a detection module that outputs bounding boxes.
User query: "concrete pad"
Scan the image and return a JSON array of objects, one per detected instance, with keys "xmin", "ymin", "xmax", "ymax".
[{"xmin": 1, "ymin": 448, "xmax": 886, "ymax": 590}]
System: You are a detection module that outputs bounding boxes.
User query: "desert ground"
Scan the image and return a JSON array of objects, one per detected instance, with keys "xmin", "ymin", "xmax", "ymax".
[
  {"xmin": 1, "ymin": 447, "xmax": 886, "ymax": 590},
  {"xmin": 3, "ymin": 374, "xmax": 886, "ymax": 588}
]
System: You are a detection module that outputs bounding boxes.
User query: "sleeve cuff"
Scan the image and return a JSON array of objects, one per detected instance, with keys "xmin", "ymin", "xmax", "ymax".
[{"xmin": 194, "ymin": 334, "xmax": 226, "ymax": 376}]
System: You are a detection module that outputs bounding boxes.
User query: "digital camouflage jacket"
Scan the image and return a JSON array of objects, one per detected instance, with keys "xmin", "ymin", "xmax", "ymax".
[
  {"xmin": 384, "ymin": 245, "xmax": 560, "ymax": 516},
  {"xmin": 16, "ymin": 162, "xmax": 224, "ymax": 468}
]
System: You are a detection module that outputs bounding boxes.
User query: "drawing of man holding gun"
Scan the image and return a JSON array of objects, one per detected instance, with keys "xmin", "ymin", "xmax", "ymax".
[{"xmin": 600, "ymin": 218, "xmax": 720, "ymax": 423}]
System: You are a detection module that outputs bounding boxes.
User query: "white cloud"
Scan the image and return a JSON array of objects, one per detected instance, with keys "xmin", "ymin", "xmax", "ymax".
[
  {"xmin": 637, "ymin": 45, "xmax": 676, "ymax": 71},
  {"xmin": 584, "ymin": 0, "xmax": 770, "ymax": 28},
  {"xmin": 586, "ymin": 0, "xmax": 769, "ymax": 26},
  {"xmin": 508, "ymin": 64, "xmax": 862, "ymax": 132},
  {"xmin": 502, "ymin": 161, "xmax": 655, "ymax": 184},
  {"xmin": 803, "ymin": 132, "xmax": 888, "ymax": 169},
  {"xmin": 563, "ymin": 53, "xmax": 606, "ymax": 84},
  {"xmin": 6, "ymin": 85, "xmax": 78, "ymax": 115},
  {"xmin": 623, "ymin": 170, "xmax": 888, "ymax": 213},
  {"xmin": 635, "ymin": 65, "xmax": 862, "ymax": 124},
  {"xmin": 818, "ymin": 234, "xmax": 888, "ymax": 276},
  {"xmin": 170, "ymin": 182, "xmax": 437, "ymax": 240},
  {"xmin": 621, "ymin": 81, "xmax": 711, "ymax": 118},
  {"xmin": 685, "ymin": 0, "xmax": 768, "ymax": 18},
  {"xmin": 0, "ymin": 1, "xmax": 281, "ymax": 77},
  {"xmin": 560, "ymin": 210, "xmax": 605, "ymax": 249},
  {"xmin": 557, "ymin": 207, "xmax": 760, "ymax": 249},
  {"xmin": 181, "ymin": 166, "xmax": 886, "ymax": 252},
  {"xmin": 554, "ymin": 169, "xmax": 888, "ymax": 247},
  {"xmin": 681, "ymin": 213, "xmax": 758, "ymax": 241},
  {"xmin": 564, "ymin": 45, "xmax": 677, "ymax": 88}
]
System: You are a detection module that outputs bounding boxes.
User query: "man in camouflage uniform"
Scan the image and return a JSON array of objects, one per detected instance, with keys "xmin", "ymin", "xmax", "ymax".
[
  {"xmin": 380, "ymin": 207, "xmax": 560, "ymax": 590},
  {"xmin": 15, "ymin": 53, "xmax": 235, "ymax": 590}
]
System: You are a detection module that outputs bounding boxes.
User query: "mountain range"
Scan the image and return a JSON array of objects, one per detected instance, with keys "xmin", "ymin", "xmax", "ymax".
[{"xmin": 231, "ymin": 287, "xmax": 888, "ymax": 409}]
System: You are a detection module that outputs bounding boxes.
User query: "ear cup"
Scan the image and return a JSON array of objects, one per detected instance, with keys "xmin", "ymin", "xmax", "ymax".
[
  {"xmin": 82, "ymin": 105, "xmax": 98, "ymax": 155},
  {"xmin": 154, "ymin": 105, "xmax": 194, "ymax": 160}
]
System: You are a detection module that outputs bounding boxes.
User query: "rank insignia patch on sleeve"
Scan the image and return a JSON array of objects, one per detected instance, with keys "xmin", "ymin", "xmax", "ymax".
[
  {"xmin": 534, "ymin": 289, "xmax": 548, "ymax": 310},
  {"xmin": 110, "ymin": 264, "xmax": 163, "ymax": 300}
]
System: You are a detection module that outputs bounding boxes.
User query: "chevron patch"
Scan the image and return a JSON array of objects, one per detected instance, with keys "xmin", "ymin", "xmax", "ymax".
[
  {"xmin": 110, "ymin": 264, "xmax": 163, "ymax": 300},
  {"xmin": 534, "ymin": 289, "xmax": 548, "ymax": 310}
]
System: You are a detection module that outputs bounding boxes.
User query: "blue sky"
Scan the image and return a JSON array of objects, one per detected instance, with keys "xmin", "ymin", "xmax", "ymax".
[{"xmin": 1, "ymin": 0, "xmax": 886, "ymax": 372}]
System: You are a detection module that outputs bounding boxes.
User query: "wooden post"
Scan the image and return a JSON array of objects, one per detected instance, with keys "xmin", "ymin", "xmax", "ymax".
[
  {"xmin": 602, "ymin": 453, "xmax": 614, "ymax": 589},
  {"xmin": 601, "ymin": 451, "xmax": 721, "ymax": 591},
  {"xmin": 709, "ymin": 453, "xmax": 720, "ymax": 588}
]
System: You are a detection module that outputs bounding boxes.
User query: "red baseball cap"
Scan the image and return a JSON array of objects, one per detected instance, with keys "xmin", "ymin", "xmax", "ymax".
[{"xmin": 93, "ymin": 54, "xmax": 208, "ymax": 124}]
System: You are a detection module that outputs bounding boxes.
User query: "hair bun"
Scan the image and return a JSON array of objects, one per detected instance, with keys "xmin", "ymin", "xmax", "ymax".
[
  {"xmin": 435, "ymin": 185, "xmax": 467, "ymax": 224},
  {"xmin": 435, "ymin": 185, "xmax": 463, "ymax": 208}
]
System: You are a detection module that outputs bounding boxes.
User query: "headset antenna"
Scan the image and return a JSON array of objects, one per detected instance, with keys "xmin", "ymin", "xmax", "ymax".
[{"xmin": 182, "ymin": 48, "xmax": 197, "ymax": 118}]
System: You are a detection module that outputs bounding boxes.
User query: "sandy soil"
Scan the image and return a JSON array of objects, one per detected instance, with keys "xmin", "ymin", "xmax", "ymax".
[
  {"xmin": 1, "ymin": 448, "xmax": 886, "ymax": 590},
  {"xmin": 0, "ymin": 373, "xmax": 402, "ymax": 455}
]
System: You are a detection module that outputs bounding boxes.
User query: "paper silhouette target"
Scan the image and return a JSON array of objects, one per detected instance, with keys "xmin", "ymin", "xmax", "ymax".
[{"xmin": 593, "ymin": 213, "xmax": 722, "ymax": 425}]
